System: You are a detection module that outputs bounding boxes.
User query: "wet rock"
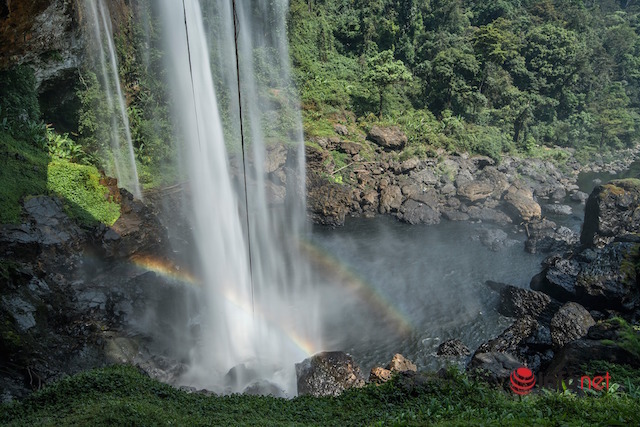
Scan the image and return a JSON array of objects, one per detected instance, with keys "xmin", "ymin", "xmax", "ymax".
[
  {"xmin": 437, "ymin": 339, "xmax": 470, "ymax": 356},
  {"xmin": 264, "ymin": 144, "xmax": 287, "ymax": 174},
  {"xmin": 466, "ymin": 206, "xmax": 512, "ymax": 225},
  {"xmin": 367, "ymin": 126, "xmax": 407, "ymax": 150},
  {"xmin": 474, "ymin": 228, "xmax": 519, "ymax": 251},
  {"xmin": 379, "ymin": 185, "xmax": 403, "ymax": 214},
  {"xmin": 544, "ymin": 204, "xmax": 572, "ymax": 216},
  {"xmin": 581, "ymin": 179, "xmax": 640, "ymax": 248},
  {"xmin": 532, "ymin": 242, "xmax": 640, "ymax": 311},
  {"xmin": 441, "ymin": 210, "xmax": 470, "ymax": 221},
  {"xmin": 1, "ymin": 295, "xmax": 37, "ymax": 331},
  {"xmin": 296, "ymin": 351, "xmax": 365, "ymax": 397},
  {"xmin": 97, "ymin": 189, "xmax": 166, "ymax": 259},
  {"xmin": 243, "ymin": 380, "xmax": 286, "ymax": 398},
  {"xmin": 476, "ymin": 316, "xmax": 539, "ymax": 355},
  {"xmin": 468, "ymin": 352, "xmax": 523, "ymax": 385},
  {"xmin": 307, "ymin": 174, "xmax": 352, "ymax": 226},
  {"xmin": 397, "ymin": 199, "xmax": 440, "ymax": 225},
  {"xmin": 525, "ymin": 223, "xmax": 579, "ymax": 255},
  {"xmin": 549, "ymin": 302, "xmax": 595, "ymax": 348},
  {"xmin": 498, "ymin": 285, "xmax": 554, "ymax": 320},
  {"xmin": 503, "ymin": 183, "xmax": 542, "ymax": 222},
  {"xmin": 571, "ymin": 191, "xmax": 589, "ymax": 204}
]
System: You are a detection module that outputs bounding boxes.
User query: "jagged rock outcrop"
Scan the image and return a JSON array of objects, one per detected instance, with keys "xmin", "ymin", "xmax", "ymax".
[
  {"xmin": 581, "ymin": 179, "xmax": 640, "ymax": 248},
  {"xmin": 295, "ymin": 351, "xmax": 366, "ymax": 397},
  {"xmin": 369, "ymin": 353, "xmax": 417, "ymax": 384},
  {"xmin": 498, "ymin": 285, "xmax": 555, "ymax": 321},
  {"xmin": 549, "ymin": 302, "xmax": 595, "ymax": 348},
  {"xmin": 531, "ymin": 242, "xmax": 640, "ymax": 312},
  {"xmin": 0, "ymin": 189, "xmax": 181, "ymax": 402}
]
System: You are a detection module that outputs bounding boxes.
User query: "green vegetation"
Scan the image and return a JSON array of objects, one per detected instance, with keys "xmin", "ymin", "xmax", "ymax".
[
  {"xmin": 0, "ymin": 66, "xmax": 120, "ymax": 226},
  {"xmin": 0, "ymin": 131, "xmax": 48, "ymax": 223},
  {"xmin": 603, "ymin": 317, "xmax": 640, "ymax": 359},
  {"xmin": 289, "ymin": 0, "xmax": 640, "ymax": 162},
  {"xmin": 47, "ymin": 160, "xmax": 120, "ymax": 226},
  {"xmin": 0, "ymin": 364, "xmax": 639, "ymax": 426}
]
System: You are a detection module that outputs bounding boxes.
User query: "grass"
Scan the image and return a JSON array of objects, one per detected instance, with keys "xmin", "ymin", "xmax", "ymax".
[
  {"xmin": 47, "ymin": 160, "xmax": 120, "ymax": 226},
  {"xmin": 0, "ymin": 131, "xmax": 48, "ymax": 223},
  {"xmin": 0, "ymin": 130, "xmax": 120, "ymax": 226},
  {"xmin": 0, "ymin": 364, "xmax": 639, "ymax": 426}
]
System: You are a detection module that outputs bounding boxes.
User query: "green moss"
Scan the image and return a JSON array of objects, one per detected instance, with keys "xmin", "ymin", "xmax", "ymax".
[
  {"xmin": 1, "ymin": 365, "xmax": 639, "ymax": 426},
  {"xmin": 611, "ymin": 178, "xmax": 640, "ymax": 192},
  {"xmin": 46, "ymin": 160, "xmax": 120, "ymax": 226},
  {"xmin": 0, "ymin": 131, "xmax": 49, "ymax": 223},
  {"xmin": 0, "ymin": 320, "xmax": 22, "ymax": 352}
]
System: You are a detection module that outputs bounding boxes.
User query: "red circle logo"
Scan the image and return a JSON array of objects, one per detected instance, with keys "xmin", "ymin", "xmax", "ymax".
[{"xmin": 510, "ymin": 367, "xmax": 535, "ymax": 395}]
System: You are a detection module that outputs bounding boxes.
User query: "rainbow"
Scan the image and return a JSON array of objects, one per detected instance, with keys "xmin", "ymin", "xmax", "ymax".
[
  {"xmin": 124, "ymin": 241, "xmax": 412, "ymax": 358},
  {"xmin": 298, "ymin": 239, "xmax": 413, "ymax": 337}
]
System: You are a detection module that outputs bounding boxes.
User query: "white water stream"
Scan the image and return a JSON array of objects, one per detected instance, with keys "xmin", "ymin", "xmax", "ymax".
[
  {"xmin": 84, "ymin": 0, "xmax": 142, "ymax": 199},
  {"xmin": 158, "ymin": 0, "xmax": 320, "ymax": 396}
]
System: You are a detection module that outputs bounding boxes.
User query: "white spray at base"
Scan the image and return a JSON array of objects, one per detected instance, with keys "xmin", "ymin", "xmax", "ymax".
[
  {"xmin": 84, "ymin": 0, "xmax": 142, "ymax": 199},
  {"xmin": 158, "ymin": 0, "xmax": 321, "ymax": 396}
]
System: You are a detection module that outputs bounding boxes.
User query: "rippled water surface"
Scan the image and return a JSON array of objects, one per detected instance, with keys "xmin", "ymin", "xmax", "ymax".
[{"xmin": 310, "ymin": 217, "xmax": 548, "ymax": 372}]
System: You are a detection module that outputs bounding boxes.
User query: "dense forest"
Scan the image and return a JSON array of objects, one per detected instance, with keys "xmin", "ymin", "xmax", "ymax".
[{"xmin": 289, "ymin": 0, "xmax": 640, "ymax": 161}]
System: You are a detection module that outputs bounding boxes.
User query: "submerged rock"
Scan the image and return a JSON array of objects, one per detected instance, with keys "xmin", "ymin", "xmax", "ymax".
[{"xmin": 295, "ymin": 351, "xmax": 365, "ymax": 397}]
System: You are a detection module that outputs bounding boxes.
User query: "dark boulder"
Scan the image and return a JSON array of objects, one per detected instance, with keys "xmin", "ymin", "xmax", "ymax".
[
  {"xmin": 95, "ymin": 189, "xmax": 167, "ymax": 259},
  {"xmin": 531, "ymin": 243, "xmax": 640, "ymax": 311},
  {"xmin": 549, "ymin": 302, "xmax": 595, "ymax": 348},
  {"xmin": 468, "ymin": 352, "xmax": 523, "ymax": 386},
  {"xmin": 296, "ymin": 351, "xmax": 365, "ymax": 397},
  {"xmin": 498, "ymin": 285, "xmax": 556, "ymax": 321},
  {"xmin": 581, "ymin": 179, "xmax": 640, "ymax": 248},
  {"xmin": 306, "ymin": 173, "xmax": 353, "ymax": 227},
  {"xmin": 397, "ymin": 199, "xmax": 441, "ymax": 225},
  {"xmin": 476, "ymin": 316, "xmax": 540, "ymax": 355},
  {"xmin": 525, "ymin": 222, "xmax": 579, "ymax": 255},
  {"xmin": 543, "ymin": 321, "xmax": 640, "ymax": 386}
]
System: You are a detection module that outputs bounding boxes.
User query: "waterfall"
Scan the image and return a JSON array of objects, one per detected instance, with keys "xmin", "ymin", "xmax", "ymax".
[
  {"xmin": 157, "ymin": 0, "xmax": 320, "ymax": 396},
  {"xmin": 84, "ymin": 0, "xmax": 142, "ymax": 199}
]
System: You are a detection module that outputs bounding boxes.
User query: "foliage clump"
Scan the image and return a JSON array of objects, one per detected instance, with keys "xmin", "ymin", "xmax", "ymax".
[{"xmin": 288, "ymin": 0, "xmax": 640, "ymax": 162}]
